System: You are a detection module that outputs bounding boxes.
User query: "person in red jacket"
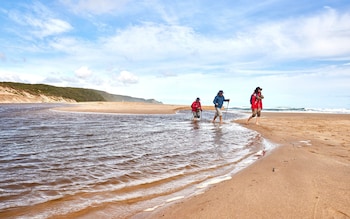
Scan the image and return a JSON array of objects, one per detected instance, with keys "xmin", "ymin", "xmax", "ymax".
[
  {"xmin": 247, "ymin": 87, "xmax": 264, "ymax": 125},
  {"xmin": 191, "ymin": 97, "xmax": 202, "ymax": 119}
]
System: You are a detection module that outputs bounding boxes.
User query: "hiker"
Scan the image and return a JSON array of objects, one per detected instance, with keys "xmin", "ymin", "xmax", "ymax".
[
  {"xmin": 212, "ymin": 90, "xmax": 230, "ymax": 123},
  {"xmin": 247, "ymin": 87, "xmax": 264, "ymax": 125},
  {"xmin": 191, "ymin": 97, "xmax": 202, "ymax": 119}
]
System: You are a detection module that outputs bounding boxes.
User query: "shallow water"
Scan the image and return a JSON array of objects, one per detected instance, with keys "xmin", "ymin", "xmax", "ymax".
[{"xmin": 0, "ymin": 104, "xmax": 273, "ymax": 218}]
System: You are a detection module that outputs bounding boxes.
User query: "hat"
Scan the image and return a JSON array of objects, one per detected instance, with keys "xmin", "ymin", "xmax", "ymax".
[
  {"xmin": 256, "ymin": 87, "xmax": 262, "ymax": 90},
  {"xmin": 219, "ymin": 90, "xmax": 224, "ymax": 93},
  {"xmin": 196, "ymin": 97, "xmax": 200, "ymax": 100}
]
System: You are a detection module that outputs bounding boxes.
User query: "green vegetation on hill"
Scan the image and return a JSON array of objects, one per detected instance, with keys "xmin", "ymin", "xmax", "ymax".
[{"xmin": 0, "ymin": 82, "xmax": 162, "ymax": 103}]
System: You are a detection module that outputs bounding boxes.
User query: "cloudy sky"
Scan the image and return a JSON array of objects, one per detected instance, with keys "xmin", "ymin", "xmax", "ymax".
[{"xmin": 1, "ymin": 0, "xmax": 350, "ymax": 109}]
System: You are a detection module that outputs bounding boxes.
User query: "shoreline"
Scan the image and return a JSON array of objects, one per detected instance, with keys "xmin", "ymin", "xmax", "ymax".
[
  {"xmin": 3, "ymin": 102, "xmax": 350, "ymax": 218},
  {"xmin": 142, "ymin": 112, "xmax": 350, "ymax": 219},
  {"xmin": 53, "ymin": 103, "xmax": 350, "ymax": 218}
]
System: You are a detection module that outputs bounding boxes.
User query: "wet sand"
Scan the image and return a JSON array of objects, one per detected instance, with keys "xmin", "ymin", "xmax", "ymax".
[{"xmin": 56, "ymin": 103, "xmax": 350, "ymax": 218}]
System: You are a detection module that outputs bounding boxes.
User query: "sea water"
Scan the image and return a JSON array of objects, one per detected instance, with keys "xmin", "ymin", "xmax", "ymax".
[{"xmin": 0, "ymin": 104, "xmax": 274, "ymax": 218}]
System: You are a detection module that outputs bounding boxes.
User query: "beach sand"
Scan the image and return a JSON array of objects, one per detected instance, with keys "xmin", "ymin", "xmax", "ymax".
[
  {"xmin": 57, "ymin": 103, "xmax": 350, "ymax": 218},
  {"xmin": 55, "ymin": 102, "xmax": 216, "ymax": 114},
  {"xmin": 55, "ymin": 102, "xmax": 190, "ymax": 114}
]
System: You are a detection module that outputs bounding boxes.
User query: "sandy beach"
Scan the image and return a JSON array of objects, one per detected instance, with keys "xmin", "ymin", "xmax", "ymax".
[
  {"xmin": 55, "ymin": 102, "xmax": 215, "ymax": 114},
  {"xmin": 56, "ymin": 103, "xmax": 350, "ymax": 218}
]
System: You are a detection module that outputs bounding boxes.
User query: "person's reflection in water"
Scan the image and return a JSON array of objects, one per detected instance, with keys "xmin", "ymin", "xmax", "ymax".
[
  {"xmin": 191, "ymin": 120, "xmax": 200, "ymax": 130},
  {"xmin": 213, "ymin": 123, "xmax": 223, "ymax": 146}
]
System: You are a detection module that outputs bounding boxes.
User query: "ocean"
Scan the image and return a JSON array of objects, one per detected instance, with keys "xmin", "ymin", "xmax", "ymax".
[
  {"xmin": 0, "ymin": 103, "xmax": 274, "ymax": 218},
  {"xmin": 232, "ymin": 106, "xmax": 350, "ymax": 114}
]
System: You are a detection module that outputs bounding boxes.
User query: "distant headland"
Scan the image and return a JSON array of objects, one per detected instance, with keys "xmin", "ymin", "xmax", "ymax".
[{"xmin": 0, "ymin": 82, "xmax": 162, "ymax": 104}]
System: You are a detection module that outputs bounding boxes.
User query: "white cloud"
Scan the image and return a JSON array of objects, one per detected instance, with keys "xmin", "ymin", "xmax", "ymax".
[
  {"xmin": 242, "ymin": 7, "xmax": 350, "ymax": 61},
  {"xmin": 116, "ymin": 71, "xmax": 139, "ymax": 85},
  {"xmin": 0, "ymin": 69, "xmax": 43, "ymax": 84},
  {"xmin": 33, "ymin": 18, "xmax": 72, "ymax": 38},
  {"xmin": 100, "ymin": 24, "xmax": 198, "ymax": 60},
  {"xmin": 60, "ymin": 0, "xmax": 130, "ymax": 15},
  {"xmin": 6, "ymin": 1, "xmax": 72, "ymax": 39},
  {"xmin": 75, "ymin": 66, "xmax": 92, "ymax": 78},
  {"xmin": 93, "ymin": 7, "xmax": 350, "ymax": 74},
  {"xmin": 0, "ymin": 53, "xmax": 6, "ymax": 61},
  {"xmin": 9, "ymin": 6, "xmax": 349, "ymax": 78}
]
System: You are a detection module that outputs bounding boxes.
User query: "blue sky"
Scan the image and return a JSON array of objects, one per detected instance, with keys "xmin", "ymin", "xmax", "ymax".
[{"xmin": 1, "ymin": 0, "xmax": 350, "ymax": 109}]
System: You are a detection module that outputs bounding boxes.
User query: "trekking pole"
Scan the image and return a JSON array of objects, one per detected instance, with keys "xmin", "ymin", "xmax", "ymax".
[{"xmin": 224, "ymin": 101, "xmax": 230, "ymax": 120}]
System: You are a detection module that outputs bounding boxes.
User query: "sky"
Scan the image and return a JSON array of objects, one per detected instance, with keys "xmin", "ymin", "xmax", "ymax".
[{"xmin": 1, "ymin": 0, "xmax": 350, "ymax": 109}]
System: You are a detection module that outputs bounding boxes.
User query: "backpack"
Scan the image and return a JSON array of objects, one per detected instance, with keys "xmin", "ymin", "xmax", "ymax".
[{"xmin": 250, "ymin": 94, "xmax": 253, "ymax": 104}]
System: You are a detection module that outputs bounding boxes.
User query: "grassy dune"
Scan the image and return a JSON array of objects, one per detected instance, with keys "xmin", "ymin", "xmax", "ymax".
[{"xmin": 0, "ymin": 82, "xmax": 161, "ymax": 103}]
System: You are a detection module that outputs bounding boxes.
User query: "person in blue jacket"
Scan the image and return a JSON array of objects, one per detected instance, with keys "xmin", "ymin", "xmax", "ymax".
[{"xmin": 212, "ymin": 90, "xmax": 230, "ymax": 123}]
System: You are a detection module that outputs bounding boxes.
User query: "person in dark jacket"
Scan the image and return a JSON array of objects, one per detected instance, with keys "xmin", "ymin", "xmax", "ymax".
[{"xmin": 212, "ymin": 90, "xmax": 230, "ymax": 123}]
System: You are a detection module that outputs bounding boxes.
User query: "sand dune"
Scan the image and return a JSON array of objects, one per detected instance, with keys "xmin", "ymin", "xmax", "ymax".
[{"xmin": 0, "ymin": 86, "xmax": 75, "ymax": 103}]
